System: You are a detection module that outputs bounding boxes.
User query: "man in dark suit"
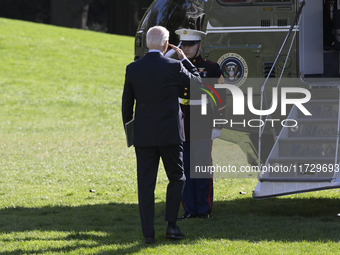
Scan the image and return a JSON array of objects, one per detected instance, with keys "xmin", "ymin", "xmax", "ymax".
[{"xmin": 121, "ymin": 26, "xmax": 201, "ymax": 244}]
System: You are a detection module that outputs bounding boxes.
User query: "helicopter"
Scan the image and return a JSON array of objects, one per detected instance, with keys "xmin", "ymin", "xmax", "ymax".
[{"xmin": 134, "ymin": 0, "xmax": 340, "ymax": 199}]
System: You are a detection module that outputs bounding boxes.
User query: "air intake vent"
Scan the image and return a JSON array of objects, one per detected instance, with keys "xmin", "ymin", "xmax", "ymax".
[
  {"xmin": 264, "ymin": 63, "xmax": 276, "ymax": 78},
  {"xmin": 278, "ymin": 19, "xmax": 288, "ymax": 26},
  {"xmin": 261, "ymin": 19, "xmax": 270, "ymax": 27}
]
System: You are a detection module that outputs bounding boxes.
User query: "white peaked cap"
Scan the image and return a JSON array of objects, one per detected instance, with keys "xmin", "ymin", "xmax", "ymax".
[{"xmin": 175, "ymin": 28, "xmax": 206, "ymax": 41}]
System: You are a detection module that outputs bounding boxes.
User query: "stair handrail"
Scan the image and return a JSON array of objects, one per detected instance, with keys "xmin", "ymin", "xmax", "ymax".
[
  {"xmin": 257, "ymin": 0, "xmax": 306, "ymax": 179},
  {"xmin": 262, "ymin": 20, "xmax": 299, "ymax": 141},
  {"xmin": 334, "ymin": 87, "xmax": 340, "ymax": 178}
]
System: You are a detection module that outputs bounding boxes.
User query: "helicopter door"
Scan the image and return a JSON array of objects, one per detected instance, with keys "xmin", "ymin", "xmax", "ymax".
[
  {"xmin": 299, "ymin": 0, "xmax": 324, "ymax": 76},
  {"xmin": 336, "ymin": 11, "xmax": 340, "ymax": 50},
  {"xmin": 337, "ymin": 0, "xmax": 340, "ymax": 45},
  {"xmin": 335, "ymin": 2, "xmax": 340, "ymax": 50}
]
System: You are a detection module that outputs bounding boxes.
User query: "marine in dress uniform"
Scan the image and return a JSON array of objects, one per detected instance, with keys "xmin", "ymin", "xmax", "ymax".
[{"xmin": 175, "ymin": 28, "xmax": 226, "ymax": 220}]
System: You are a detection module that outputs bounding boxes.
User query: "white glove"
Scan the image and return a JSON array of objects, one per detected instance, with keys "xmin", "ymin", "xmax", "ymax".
[
  {"xmin": 211, "ymin": 128, "xmax": 222, "ymax": 140},
  {"xmin": 164, "ymin": 48, "xmax": 176, "ymax": 58},
  {"xmin": 165, "ymin": 42, "xmax": 182, "ymax": 58}
]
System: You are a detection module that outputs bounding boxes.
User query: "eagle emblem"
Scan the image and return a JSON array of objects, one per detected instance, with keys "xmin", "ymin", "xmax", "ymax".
[{"xmin": 217, "ymin": 53, "xmax": 248, "ymax": 87}]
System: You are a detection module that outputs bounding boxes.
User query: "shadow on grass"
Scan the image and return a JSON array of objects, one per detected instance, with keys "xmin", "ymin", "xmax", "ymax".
[{"xmin": 0, "ymin": 197, "xmax": 340, "ymax": 254}]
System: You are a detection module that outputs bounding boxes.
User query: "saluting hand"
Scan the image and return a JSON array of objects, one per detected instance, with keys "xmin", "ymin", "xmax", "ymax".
[{"xmin": 169, "ymin": 44, "xmax": 186, "ymax": 60}]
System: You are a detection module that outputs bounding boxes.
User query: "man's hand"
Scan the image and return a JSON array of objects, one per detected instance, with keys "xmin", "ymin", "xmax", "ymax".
[{"xmin": 169, "ymin": 44, "xmax": 186, "ymax": 60}]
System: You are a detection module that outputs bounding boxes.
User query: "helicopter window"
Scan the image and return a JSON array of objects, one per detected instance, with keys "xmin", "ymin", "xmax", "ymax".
[
  {"xmin": 140, "ymin": 10, "xmax": 151, "ymax": 30},
  {"xmin": 139, "ymin": 0, "xmax": 205, "ymax": 45},
  {"xmin": 217, "ymin": 0, "xmax": 292, "ymax": 5}
]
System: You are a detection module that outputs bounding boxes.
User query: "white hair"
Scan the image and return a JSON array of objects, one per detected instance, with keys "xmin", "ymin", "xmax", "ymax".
[{"xmin": 146, "ymin": 26, "xmax": 169, "ymax": 49}]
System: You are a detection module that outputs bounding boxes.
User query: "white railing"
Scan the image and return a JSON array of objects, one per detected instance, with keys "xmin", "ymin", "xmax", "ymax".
[{"xmin": 257, "ymin": 0, "xmax": 306, "ymax": 179}]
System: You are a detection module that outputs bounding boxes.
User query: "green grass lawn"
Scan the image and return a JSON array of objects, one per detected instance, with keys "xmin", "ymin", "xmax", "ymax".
[{"xmin": 0, "ymin": 18, "xmax": 339, "ymax": 254}]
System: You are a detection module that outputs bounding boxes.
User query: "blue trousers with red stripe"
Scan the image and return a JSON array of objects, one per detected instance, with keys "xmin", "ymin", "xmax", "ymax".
[{"xmin": 182, "ymin": 140, "xmax": 213, "ymax": 216}]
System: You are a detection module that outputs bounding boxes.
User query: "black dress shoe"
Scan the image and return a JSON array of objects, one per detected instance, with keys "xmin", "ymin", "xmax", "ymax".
[
  {"xmin": 166, "ymin": 225, "xmax": 185, "ymax": 239},
  {"xmin": 144, "ymin": 237, "xmax": 155, "ymax": 244},
  {"xmin": 178, "ymin": 212, "xmax": 195, "ymax": 220}
]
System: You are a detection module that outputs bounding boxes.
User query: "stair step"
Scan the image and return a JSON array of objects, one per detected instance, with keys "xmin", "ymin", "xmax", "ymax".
[
  {"xmin": 299, "ymin": 109, "xmax": 338, "ymax": 118},
  {"xmin": 309, "ymin": 83, "xmax": 340, "ymax": 90},
  {"xmin": 253, "ymin": 178, "xmax": 340, "ymax": 199},
  {"xmin": 278, "ymin": 138, "xmax": 339, "ymax": 157},
  {"xmin": 296, "ymin": 118, "xmax": 337, "ymax": 123},
  {"xmin": 265, "ymin": 157, "xmax": 337, "ymax": 169},
  {"xmin": 279, "ymin": 137, "xmax": 337, "ymax": 142},
  {"xmin": 267, "ymin": 157, "xmax": 338, "ymax": 176},
  {"xmin": 307, "ymin": 99, "xmax": 339, "ymax": 104},
  {"xmin": 259, "ymin": 177, "xmax": 333, "ymax": 182},
  {"xmin": 260, "ymin": 159, "xmax": 335, "ymax": 178},
  {"xmin": 298, "ymin": 100, "xmax": 339, "ymax": 118},
  {"xmin": 288, "ymin": 120, "xmax": 337, "ymax": 137}
]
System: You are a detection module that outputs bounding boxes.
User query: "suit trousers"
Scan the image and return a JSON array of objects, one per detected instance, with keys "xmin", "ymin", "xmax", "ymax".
[{"xmin": 135, "ymin": 144, "xmax": 186, "ymax": 238}]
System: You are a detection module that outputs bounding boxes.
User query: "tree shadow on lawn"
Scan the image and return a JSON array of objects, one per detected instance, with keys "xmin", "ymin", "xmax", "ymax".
[{"xmin": 0, "ymin": 197, "xmax": 339, "ymax": 254}]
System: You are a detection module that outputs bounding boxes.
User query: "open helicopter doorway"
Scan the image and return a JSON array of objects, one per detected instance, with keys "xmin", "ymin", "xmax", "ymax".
[
  {"xmin": 253, "ymin": 0, "xmax": 340, "ymax": 199},
  {"xmin": 300, "ymin": 0, "xmax": 340, "ymax": 77}
]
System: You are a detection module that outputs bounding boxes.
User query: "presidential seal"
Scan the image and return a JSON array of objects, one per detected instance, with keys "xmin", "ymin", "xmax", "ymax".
[{"xmin": 217, "ymin": 53, "xmax": 248, "ymax": 87}]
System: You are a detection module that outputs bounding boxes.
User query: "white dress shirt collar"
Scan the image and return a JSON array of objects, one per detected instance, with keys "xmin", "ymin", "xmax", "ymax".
[{"xmin": 148, "ymin": 49, "xmax": 162, "ymax": 54}]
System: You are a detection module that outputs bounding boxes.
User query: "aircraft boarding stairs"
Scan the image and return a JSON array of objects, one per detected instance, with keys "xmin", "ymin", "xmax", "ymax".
[{"xmin": 253, "ymin": 85, "xmax": 340, "ymax": 199}]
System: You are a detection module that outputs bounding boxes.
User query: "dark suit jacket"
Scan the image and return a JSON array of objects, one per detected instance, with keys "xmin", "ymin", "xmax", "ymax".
[{"xmin": 122, "ymin": 51, "xmax": 201, "ymax": 147}]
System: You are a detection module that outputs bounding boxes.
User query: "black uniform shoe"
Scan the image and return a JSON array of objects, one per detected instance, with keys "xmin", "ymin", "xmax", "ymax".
[
  {"xmin": 178, "ymin": 212, "xmax": 195, "ymax": 220},
  {"xmin": 166, "ymin": 225, "xmax": 185, "ymax": 239},
  {"xmin": 144, "ymin": 237, "xmax": 155, "ymax": 244}
]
